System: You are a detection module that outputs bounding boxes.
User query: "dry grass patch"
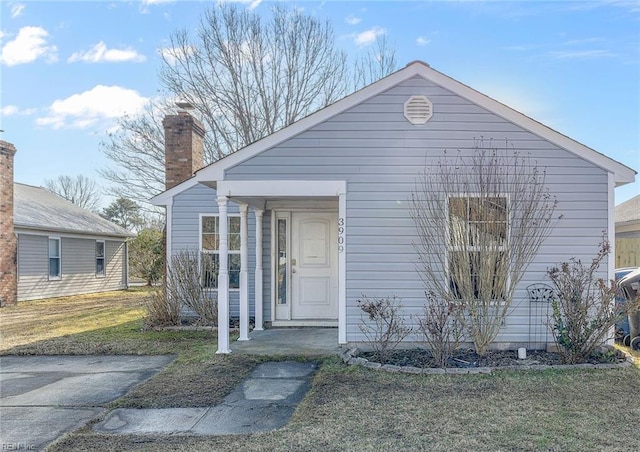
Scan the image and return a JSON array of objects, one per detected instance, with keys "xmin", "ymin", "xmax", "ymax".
[{"xmin": 0, "ymin": 288, "xmax": 148, "ymax": 352}]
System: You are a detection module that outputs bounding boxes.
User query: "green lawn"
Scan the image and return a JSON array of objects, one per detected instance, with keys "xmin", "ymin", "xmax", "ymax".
[{"xmin": 2, "ymin": 290, "xmax": 639, "ymax": 451}]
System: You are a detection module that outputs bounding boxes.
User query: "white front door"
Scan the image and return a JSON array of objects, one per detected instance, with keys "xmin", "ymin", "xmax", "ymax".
[{"xmin": 290, "ymin": 212, "xmax": 338, "ymax": 320}]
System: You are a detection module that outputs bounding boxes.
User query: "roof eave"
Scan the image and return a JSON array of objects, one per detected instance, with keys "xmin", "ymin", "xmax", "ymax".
[{"xmin": 14, "ymin": 224, "xmax": 135, "ymax": 239}]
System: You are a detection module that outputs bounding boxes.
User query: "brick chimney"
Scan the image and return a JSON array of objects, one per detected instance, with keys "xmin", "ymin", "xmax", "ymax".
[
  {"xmin": 0, "ymin": 140, "xmax": 17, "ymax": 306},
  {"xmin": 163, "ymin": 107, "xmax": 205, "ymax": 190}
]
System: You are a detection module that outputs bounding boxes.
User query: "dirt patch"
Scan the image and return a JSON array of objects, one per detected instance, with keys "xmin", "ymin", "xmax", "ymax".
[{"xmin": 358, "ymin": 347, "xmax": 626, "ymax": 368}]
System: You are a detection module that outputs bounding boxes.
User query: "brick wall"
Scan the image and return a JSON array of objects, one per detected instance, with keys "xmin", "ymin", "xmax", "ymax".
[
  {"xmin": 163, "ymin": 111, "xmax": 205, "ymax": 190},
  {"xmin": 0, "ymin": 140, "xmax": 17, "ymax": 306}
]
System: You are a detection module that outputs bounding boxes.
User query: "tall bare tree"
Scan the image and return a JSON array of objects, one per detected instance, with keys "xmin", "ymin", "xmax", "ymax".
[
  {"xmin": 100, "ymin": 3, "xmax": 396, "ymax": 207},
  {"xmin": 159, "ymin": 4, "xmax": 350, "ymax": 158},
  {"xmin": 44, "ymin": 174, "xmax": 102, "ymax": 212},
  {"xmin": 100, "ymin": 98, "xmax": 171, "ymax": 208},
  {"xmin": 353, "ymin": 34, "xmax": 398, "ymax": 88},
  {"xmin": 410, "ymin": 139, "xmax": 560, "ymax": 355}
]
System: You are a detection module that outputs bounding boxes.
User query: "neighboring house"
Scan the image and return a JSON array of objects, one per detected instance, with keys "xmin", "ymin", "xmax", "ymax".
[
  {"xmin": 14, "ymin": 183, "xmax": 134, "ymax": 301},
  {"xmin": 615, "ymin": 195, "xmax": 640, "ymax": 267},
  {"xmin": 151, "ymin": 61, "xmax": 636, "ymax": 353}
]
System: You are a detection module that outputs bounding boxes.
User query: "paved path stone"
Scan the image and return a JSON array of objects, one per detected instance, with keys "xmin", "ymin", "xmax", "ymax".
[{"xmin": 93, "ymin": 361, "xmax": 317, "ymax": 436}]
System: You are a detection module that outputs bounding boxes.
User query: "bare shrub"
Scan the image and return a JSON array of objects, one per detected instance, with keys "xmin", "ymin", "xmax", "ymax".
[
  {"xmin": 144, "ymin": 286, "xmax": 180, "ymax": 327},
  {"xmin": 167, "ymin": 249, "xmax": 217, "ymax": 326},
  {"xmin": 547, "ymin": 239, "xmax": 639, "ymax": 363},
  {"xmin": 411, "ymin": 139, "xmax": 560, "ymax": 355},
  {"xmin": 413, "ymin": 291, "xmax": 463, "ymax": 368},
  {"xmin": 357, "ymin": 295, "xmax": 412, "ymax": 364}
]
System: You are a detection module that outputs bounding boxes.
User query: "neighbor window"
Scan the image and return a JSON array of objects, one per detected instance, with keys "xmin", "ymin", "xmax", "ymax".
[
  {"xmin": 200, "ymin": 215, "xmax": 240, "ymax": 289},
  {"xmin": 48, "ymin": 237, "xmax": 61, "ymax": 279},
  {"xmin": 448, "ymin": 196, "xmax": 508, "ymax": 300},
  {"xmin": 96, "ymin": 240, "xmax": 106, "ymax": 277}
]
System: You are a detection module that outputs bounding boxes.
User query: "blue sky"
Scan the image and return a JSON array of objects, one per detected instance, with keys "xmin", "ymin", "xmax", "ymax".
[{"xmin": 1, "ymin": 0, "xmax": 639, "ymax": 205}]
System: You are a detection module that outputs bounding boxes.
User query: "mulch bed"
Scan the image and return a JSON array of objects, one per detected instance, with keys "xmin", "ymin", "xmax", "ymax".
[{"xmin": 359, "ymin": 347, "xmax": 625, "ymax": 368}]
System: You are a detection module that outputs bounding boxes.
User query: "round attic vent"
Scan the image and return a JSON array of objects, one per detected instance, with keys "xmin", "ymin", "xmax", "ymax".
[{"xmin": 404, "ymin": 95, "xmax": 433, "ymax": 125}]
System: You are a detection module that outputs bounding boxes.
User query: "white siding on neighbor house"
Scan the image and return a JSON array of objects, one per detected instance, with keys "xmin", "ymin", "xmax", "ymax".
[
  {"xmin": 17, "ymin": 234, "xmax": 127, "ymax": 301},
  {"xmin": 223, "ymin": 75, "xmax": 610, "ymax": 346},
  {"xmin": 171, "ymin": 183, "xmax": 257, "ymax": 319}
]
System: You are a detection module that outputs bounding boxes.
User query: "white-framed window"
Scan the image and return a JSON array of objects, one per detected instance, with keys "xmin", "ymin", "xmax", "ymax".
[
  {"xmin": 448, "ymin": 196, "xmax": 508, "ymax": 300},
  {"xmin": 48, "ymin": 237, "xmax": 61, "ymax": 280},
  {"xmin": 96, "ymin": 240, "xmax": 106, "ymax": 277},
  {"xmin": 200, "ymin": 214, "xmax": 241, "ymax": 289}
]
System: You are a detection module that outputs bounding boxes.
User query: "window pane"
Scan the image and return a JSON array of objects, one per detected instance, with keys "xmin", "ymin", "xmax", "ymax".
[
  {"xmin": 228, "ymin": 217, "xmax": 240, "ymax": 251},
  {"xmin": 48, "ymin": 239, "xmax": 59, "ymax": 257},
  {"xmin": 201, "ymin": 253, "xmax": 219, "ymax": 288},
  {"xmin": 96, "ymin": 241, "xmax": 105, "ymax": 258},
  {"xmin": 228, "ymin": 217, "xmax": 240, "ymax": 234},
  {"xmin": 228, "ymin": 232, "xmax": 241, "ymax": 251},
  {"xmin": 277, "ymin": 218, "xmax": 287, "ymax": 305},
  {"xmin": 202, "ymin": 234, "xmax": 218, "ymax": 251},
  {"xmin": 96, "ymin": 259, "xmax": 105, "ymax": 276},
  {"xmin": 202, "ymin": 217, "xmax": 218, "ymax": 234},
  {"xmin": 49, "ymin": 258, "xmax": 60, "ymax": 278},
  {"xmin": 229, "ymin": 254, "xmax": 240, "ymax": 289},
  {"xmin": 449, "ymin": 197, "xmax": 467, "ymax": 219},
  {"xmin": 449, "ymin": 198, "xmax": 469, "ymax": 245}
]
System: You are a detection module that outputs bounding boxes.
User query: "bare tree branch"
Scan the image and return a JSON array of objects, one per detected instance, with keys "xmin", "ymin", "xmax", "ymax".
[{"xmin": 44, "ymin": 174, "xmax": 102, "ymax": 212}]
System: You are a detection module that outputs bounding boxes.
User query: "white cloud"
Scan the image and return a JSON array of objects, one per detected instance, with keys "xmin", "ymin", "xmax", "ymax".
[
  {"xmin": 0, "ymin": 26, "xmax": 58, "ymax": 66},
  {"xmin": 36, "ymin": 85, "xmax": 148, "ymax": 129},
  {"xmin": 345, "ymin": 15, "xmax": 361, "ymax": 25},
  {"xmin": 68, "ymin": 41, "xmax": 146, "ymax": 63},
  {"xmin": 11, "ymin": 3, "xmax": 26, "ymax": 18},
  {"xmin": 1, "ymin": 105, "xmax": 18, "ymax": 116},
  {"xmin": 216, "ymin": 0, "xmax": 263, "ymax": 10},
  {"xmin": 158, "ymin": 45, "xmax": 195, "ymax": 65},
  {"xmin": 416, "ymin": 36, "xmax": 430, "ymax": 46},
  {"xmin": 354, "ymin": 27, "xmax": 385, "ymax": 47},
  {"xmin": 0, "ymin": 105, "xmax": 36, "ymax": 116},
  {"xmin": 549, "ymin": 49, "xmax": 615, "ymax": 60}
]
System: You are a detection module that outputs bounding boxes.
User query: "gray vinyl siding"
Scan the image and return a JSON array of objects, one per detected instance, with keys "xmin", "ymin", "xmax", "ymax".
[
  {"xmin": 171, "ymin": 183, "xmax": 257, "ymax": 319},
  {"xmin": 225, "ymin": 75, "xmax": 609, "ymax": 346},
  {"xmin": 17, "ymin": 234, "xmax": 127, "ymax": 301}
]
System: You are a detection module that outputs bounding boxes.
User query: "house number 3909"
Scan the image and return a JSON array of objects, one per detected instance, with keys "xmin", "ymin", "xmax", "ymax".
[{"xmin": 338, "ymin": 218, "xmax": 345, "ymax": 253}]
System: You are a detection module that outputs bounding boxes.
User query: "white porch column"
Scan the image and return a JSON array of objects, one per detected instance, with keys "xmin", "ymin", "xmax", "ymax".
[
  {"xmin": 216, "ymin": 196, "xmax": 231, "ymax": 354},
  {"xmin": 254, "ymin": 209, "xmax": 264, "ymax": 330},
  {"xmin": 238, "ymin": 203, "xmax": 250, "ymax": 341}
]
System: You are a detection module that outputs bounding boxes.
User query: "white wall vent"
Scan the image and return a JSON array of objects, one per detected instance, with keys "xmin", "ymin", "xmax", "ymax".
[{"xmin": 404, "ymin": 95, "xmax": 433, "ymax": 125}]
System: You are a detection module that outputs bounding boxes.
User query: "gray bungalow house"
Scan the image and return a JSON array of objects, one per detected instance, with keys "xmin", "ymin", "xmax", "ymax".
[
  {"xmin": 15, "ymin": 183, "xmax": 134, "ymax": 301},
  {"xmin": 151, "ymin": 61, "xmax": 635, "ymax": 353}
]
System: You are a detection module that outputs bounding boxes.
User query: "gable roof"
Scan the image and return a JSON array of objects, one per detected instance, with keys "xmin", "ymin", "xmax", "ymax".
[
  {"xmin": 616, "ymin": 195, "xmax": 640, "ymax": 226},
  {"xmin": 152, "ymin": 60, "xmax": 636, "ymax": 205},
  {"xmin": 14, "ymin": 183, "xmax": 134, "ymax": 238}
]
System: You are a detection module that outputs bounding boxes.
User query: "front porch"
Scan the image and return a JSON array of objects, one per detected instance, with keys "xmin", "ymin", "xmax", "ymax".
[
  {"xmin": 231, "ymin": 328, "xmax": 342, "ymax": 356},
  {"xmin": 213, "ymin": 180, "xmax": 348, "ymax": 353}
]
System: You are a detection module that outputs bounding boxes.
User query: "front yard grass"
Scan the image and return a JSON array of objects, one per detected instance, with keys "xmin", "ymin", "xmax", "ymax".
[{"xmin": 2, "ymin": 290, "xmax": 639, "ymax": 451}]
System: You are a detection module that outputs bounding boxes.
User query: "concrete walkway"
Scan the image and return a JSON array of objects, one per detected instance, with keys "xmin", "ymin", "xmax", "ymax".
[
  {"xmin": 0, "ymin": 355, "xmax": 174, "ymax": 451},
  {"xmin": 231, "ymin": 327, "xmax": 341, "ymax": 356},
  {"xmin": 94, "ymin": 361, "xmax": 317, "ymax": 436}
]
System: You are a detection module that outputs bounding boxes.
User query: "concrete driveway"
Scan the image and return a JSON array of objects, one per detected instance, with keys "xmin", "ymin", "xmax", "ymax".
[{"xmin": 0, "ymin": 355, "xmax": 173, "ymax": 451}]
